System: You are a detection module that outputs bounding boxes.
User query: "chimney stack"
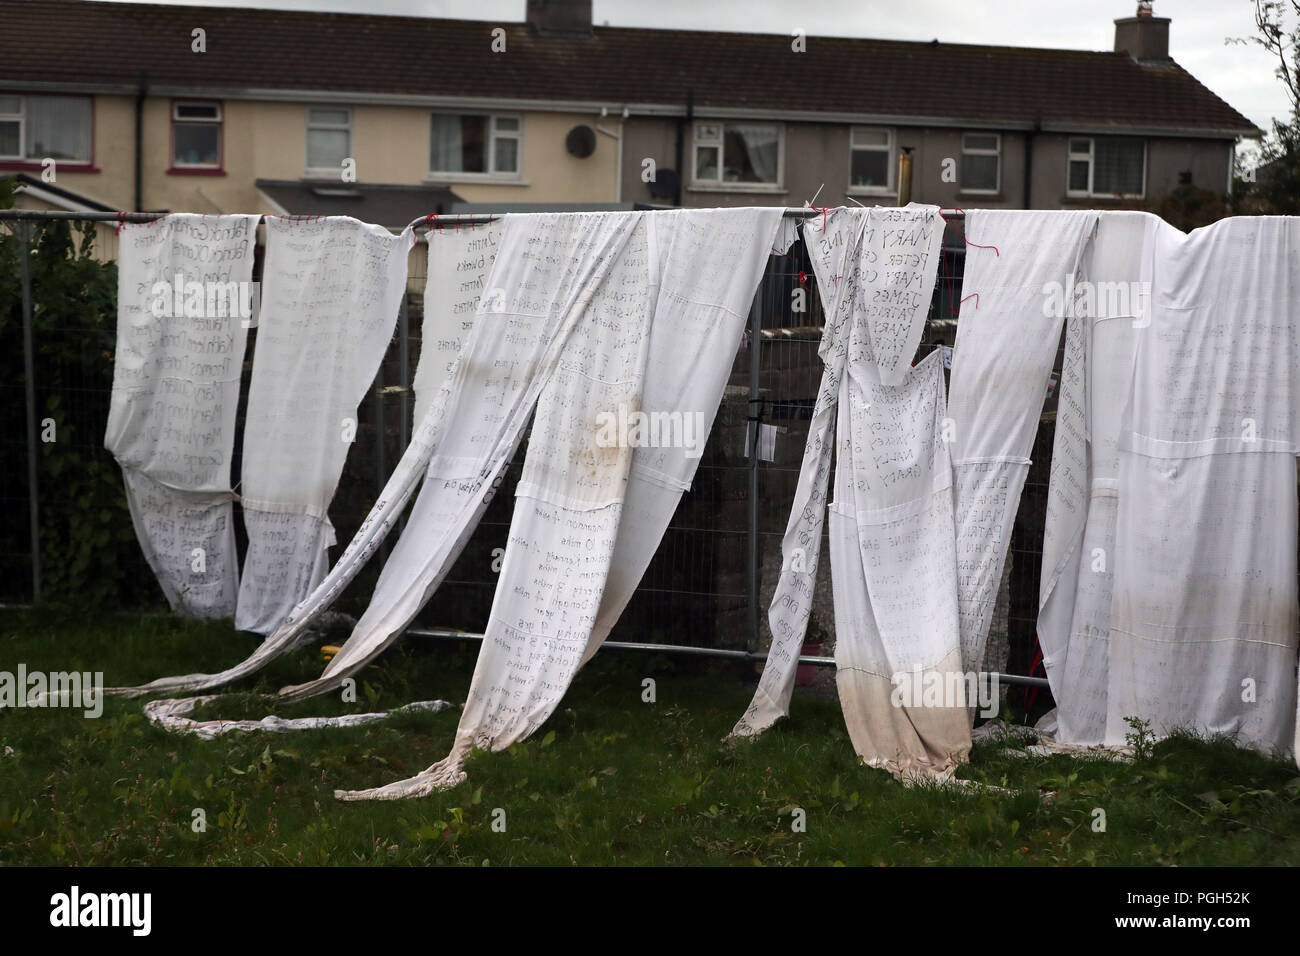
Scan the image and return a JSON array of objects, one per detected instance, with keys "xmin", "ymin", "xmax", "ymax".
[
  {"xmin": 526, "ymin": 0, "xmax": 594, "ymax": 38},
  {"xmin": 1115, "ymin": 2, "xmax": 1170, "ymax": 61}
]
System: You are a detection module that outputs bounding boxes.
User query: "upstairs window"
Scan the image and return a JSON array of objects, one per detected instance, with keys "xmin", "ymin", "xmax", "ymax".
[
  {"xmin": 849, "ymin": 126, "xmax": 894, "ymax": 192},
  {"xmin": 430, "ymin": 114, "xmax": 521, "ymax": 176},
  {"xmin": 960, "ymin": 132, "xmax": 1000, "ymax": 193},
  {"xmin": 1068, "ymin": 136, "xmax": 1146, "ymax": 198},
  {"xmin": 693, "ymin": 122, "xmax": 782, "ymax": 186},
  {"xmin": 306, "ymin": 107, "xmax": 352, "ymax": 173},
  {"xmin": 172, "ymin": 101, "xmax": 221, "ymax": 168},
  {"xmin": 0, "ymin": 94, "xmax": 92, "ymax": 163}
]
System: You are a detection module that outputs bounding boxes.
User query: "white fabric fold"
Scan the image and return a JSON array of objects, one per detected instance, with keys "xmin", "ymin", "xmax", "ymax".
[
  {"xmin": 337, "ymin": 207, "xmax": 785, "ymax": 799},
  {"xmin": 1037, "ymin": 210, "xmax": 1157, "ymax": 743},
  {"xmin": 731, "ymin": 204, "xmax": 945, "ymax": 738},
  {"xmin": 235, "ymin": 216, "xmax": 412, "ymax": 633},
  {"xmin": 414, "ymin": 221, "xmax": 504, "ymax": 429},
  {"xmin": 947, "ymin": 209, "xmax": 1099, "ymax": 675},
  {"xmin": 142, "ymin": 694, "xmax": 453, "ymax": 739},
  {"xmin": 832, "ymin": 349, "xmax": 967, "ymax": 778},
  {"xmin": 106, "ymin": 213, "xmax": 260, "ymax": 619},
  {"xmin": 1105, "ymin": 215, "xmax": 1299, "ymax": 755}
]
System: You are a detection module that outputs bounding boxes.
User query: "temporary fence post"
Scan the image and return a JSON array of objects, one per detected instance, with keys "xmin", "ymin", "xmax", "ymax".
[
  {"xmin": 372, "ymin": 362, "xmax": 388, "ymax": 562},
  {"xmin": 18, "ymin": 220, "xmax": 41, "ymax": 603},
  {"xmin": 398, "ymin": 293, "xmax": 410, "ymax": 446},
  {"xmin": 746, "ymin": 285, "xmax": 762, "ymax": 654}
]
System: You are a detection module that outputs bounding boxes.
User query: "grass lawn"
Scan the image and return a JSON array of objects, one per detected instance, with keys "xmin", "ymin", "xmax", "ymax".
[{"xmin": 1, "ymin": 606, "xmax": 1298, "ymax": 866}]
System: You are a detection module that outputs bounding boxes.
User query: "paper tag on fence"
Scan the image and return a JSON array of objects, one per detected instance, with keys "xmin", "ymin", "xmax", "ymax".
[{"xmin": 746, "ymin": 422, "xmax": 777, "ymax": 461}]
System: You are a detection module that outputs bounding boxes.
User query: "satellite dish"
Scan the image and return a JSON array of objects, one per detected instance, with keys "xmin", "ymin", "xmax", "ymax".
[{"xmin": 566, "ymin": 125, "xmax": 597, "ymax": 158}]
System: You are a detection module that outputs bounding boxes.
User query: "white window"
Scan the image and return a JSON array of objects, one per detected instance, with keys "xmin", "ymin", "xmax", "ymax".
[
  {"xmin": 0, "ymin": 94, "xmax": 92, "ymax": 163},
  {"xmin": 848, "ymin": 126, "xmax": 894, "ymax": 193},
  {"xmin": 430, "ymin": 114, "xmax": 521, "ymax": 176},
  {"xmin": 1068, "ymin": 136, "xmax": 1146, "ymax": 198},
  {"xmin": 693, "ymin": 122, "xmax": 782, "ymax": 186},
  {"xmin": 306, "ymin": 107, "xmax": 352, "ymax": 172},
  {"xmin": 172, "ymin": 101, "xmax": 221, "ymax": 168},
  {"xmin": 960, "ymin": 132, "xmax": 1000, "ymax": 193}
]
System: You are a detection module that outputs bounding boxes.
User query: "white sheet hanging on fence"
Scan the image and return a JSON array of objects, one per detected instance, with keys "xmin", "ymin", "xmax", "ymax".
[
  {"xmin": 105, "ymin": 214, "xmax": 259, "ymax": 619},
  {"xmin": 338, "ymin": 207, "xmax": 785, "ymax": 800},
  {"xmin": 234, "ymin": 217, "xmax": 411, "ymax": 634},
  {"xmin": 111, "ymin": 212, "xmax": 640, "ymax": 700},
  {"xmin": 1106, "ymin": 215, "xmax": 1300, "ymax": 755},
  {"xmin": 1036, "ymin": 211, "xmax": 1156, "ymax": 744},
  {"xmin": 413, "ymin": 221, "xmax": 504, "ymax": 429},
  {"xmin": 947, "ymin": 209, "xmax": 1097, "ymax": 675},
  {"xmin": 731, "ymin": 205, "xmax": 945, "ymax": 739},
  {"xmin": 832, "ymin": 349, "xmax": 966, "ymax": 778}
]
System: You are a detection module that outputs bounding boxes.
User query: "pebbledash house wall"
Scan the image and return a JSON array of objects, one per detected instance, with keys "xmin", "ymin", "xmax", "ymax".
[{"xmin": 620, "ymin": 117, "xmax": 1237, "ymax": 209}]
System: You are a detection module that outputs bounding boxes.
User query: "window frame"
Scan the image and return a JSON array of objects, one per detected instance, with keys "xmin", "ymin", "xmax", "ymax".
[
  {"xmin": 1066, "ymin": 135, "xmax": 1147, "ymax": 199},
  {"xmin": 169, "ymin": 99, "xmax": 223, "ymax": 173},
  {"xmin": 304, "ymin": 105, "xmax": 353, "ymax": 177},
  {"xmin": 690, "ymin": 120, "xmax": 785, "ymax": 191},
  {"xmin": 846, "ymin": 126, "xmax": 896, "ymax": 197},
  {"xmin": 0, "ymin": 92, "xmax": 95, "ymax": 168},
  {"xmin": 959, "ymin": 131, "xmax": 1001, "ymax": 195},
  {"xmin": 428, "ymin": 111, "xmax": 524, "ymax": 180}
]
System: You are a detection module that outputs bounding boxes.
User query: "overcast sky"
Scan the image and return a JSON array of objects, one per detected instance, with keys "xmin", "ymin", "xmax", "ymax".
[{"xmin": 96, "ymin": 0, "xmax": 1290, "ymax": 132}]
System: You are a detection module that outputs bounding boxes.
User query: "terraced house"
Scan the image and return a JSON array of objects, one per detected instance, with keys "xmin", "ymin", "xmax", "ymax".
[{"xmin": 1, "ymin": 0, "xmax": 1260, "ymax": 224}]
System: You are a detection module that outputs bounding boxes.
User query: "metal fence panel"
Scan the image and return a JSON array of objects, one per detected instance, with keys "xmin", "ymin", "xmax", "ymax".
[{"xmin": 0, "ymin": 210, "xmax": 1056, "ymax": 694}]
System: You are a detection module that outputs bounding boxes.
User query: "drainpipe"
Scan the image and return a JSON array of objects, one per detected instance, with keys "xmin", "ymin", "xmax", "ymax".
[
  {"xmin": 675, "ymin": 88, "xmax": 693, "ymax": 208},
  {"xmin": 595, "ymin": 106, "xmax": 627, "ymax": 204},
  {"xmin": 897, "ymin": 147, "xmax": 914, "ymax": 205},
  {"xmin": 134, "ymin": 72, "xmax": 149, "ymax": 212},
  {"xmin": 1023, "ymin": 119, "xmax": 1039, "ymax": 209}
]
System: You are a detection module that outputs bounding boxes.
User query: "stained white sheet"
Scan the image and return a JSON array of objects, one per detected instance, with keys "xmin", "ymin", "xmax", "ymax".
[
  {"xmin": 947, "ymin": 209, "xmax": 1098, "ymax": 675},
  {"xmin": 337, "ymin": 207, "xmax": 784, "ymax": 799},
  {"xmin": 731, "ymin": 205, "xmax": 944, "ymax": 739},
  {"xmin": 106, "ymin": 214, "xmax": 259, "ymax": 619},
  {"xmin": 832, "ymin": 349, "xmax": 966, "ymax": 777},
  {"xmin": 1037, "ymin": 211, "xmax": 1155, "ymax": 743},
  {"xmin": 1106, "ymin": 215, "xmax": 1299, "ymax": 754},
  {"xmin": 235, "ymin": 216, "xmax": 411, "ymax": 633}
]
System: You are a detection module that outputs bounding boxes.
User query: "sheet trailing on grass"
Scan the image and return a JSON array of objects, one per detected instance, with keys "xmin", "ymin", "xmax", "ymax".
[
  {"xmin": 336, "ymin": 207, "xmax": 784, "ymax": 800},
  {"xmin": 235, "ymin": 216, "xmax": 411, "ymax": 634},
  {"xmin": 731, "ymin": 205, "xmax": 945, "ymax": 739},
  {"xmin": 946, "ymin": 209, "xmax": 1097, "ymax": 675},
  {"xmin": 1036, "ymin": 211, "xmax": 1155, "ymax": 744},
  {"xmin": 115, "ymin": 210, "xmax": 785, "ymax": 792},
  {"xmin": 105, "ymin": 214, "xmax": 260, "ymax": 619},
  {"xmin": 831, "ymin": 348, "xmax": 967, "ymax": 778},
  {"xmin": 1105, "ymin": 215, "xmax": 1299, "ymax": 755}
]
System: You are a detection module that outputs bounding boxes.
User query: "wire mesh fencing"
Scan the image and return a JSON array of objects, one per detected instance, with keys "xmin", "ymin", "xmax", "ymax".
[{"xmin": 0, "ymin": 211, "xmax": 1055, "ymax": 697}]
